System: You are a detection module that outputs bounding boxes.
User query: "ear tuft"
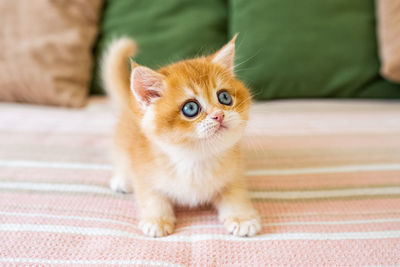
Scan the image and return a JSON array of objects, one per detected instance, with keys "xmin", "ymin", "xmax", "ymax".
[
  {"xmin": 130, "ymin": 66, "xmax": 165, "ymax": 108},
  {"xmin": 212, "ymin": 34, "xmax": 238, "ymax": 74}
]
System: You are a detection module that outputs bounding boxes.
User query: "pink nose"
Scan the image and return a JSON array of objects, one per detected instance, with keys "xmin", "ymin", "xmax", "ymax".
[{"xmin": 211, "ymin": 111, "xmax": 225, "ymax": 123}]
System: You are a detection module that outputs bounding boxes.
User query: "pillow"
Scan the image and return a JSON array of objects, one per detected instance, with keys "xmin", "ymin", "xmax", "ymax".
[
  {"xmin": 377, "ymin": 0, "xmax": 400, "ymax": 83},
  {"xmin": 91, "ymin": 0, "xmax": 227, "ymax": 94},
  {"xmin": 0, "ymin": 0, "xmax": 103, "ymax": 107},
  {"xmin": 230, "ymin": 0, "xmax": 400, "ymax": 99}
]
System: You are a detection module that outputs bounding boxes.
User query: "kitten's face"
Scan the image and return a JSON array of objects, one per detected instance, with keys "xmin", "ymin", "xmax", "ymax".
[{"xmin": 131, "ymin": 37, "xmax": 251, "ymax": 157}]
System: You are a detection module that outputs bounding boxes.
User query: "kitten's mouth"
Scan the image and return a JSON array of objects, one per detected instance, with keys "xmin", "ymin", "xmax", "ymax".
[
  {"xmin": 216, "ymin": 124, "xmax": 228, "ymax": 133},
  {"xmin": 219, "ymin": 124, "xmax": 227, "ymax": 130},
  {"xmin": 207, "ymin": 124, "xmax": 228, "ymax": 139}
]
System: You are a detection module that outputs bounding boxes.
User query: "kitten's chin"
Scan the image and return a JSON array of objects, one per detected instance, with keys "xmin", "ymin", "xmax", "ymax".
[
  {"xmin": 201, "ymin": 127, "xmax": 244, "ymax": 154},
  {"xmin": 152, "ymin": 127, "xmax": 243, "ymax": 162}
]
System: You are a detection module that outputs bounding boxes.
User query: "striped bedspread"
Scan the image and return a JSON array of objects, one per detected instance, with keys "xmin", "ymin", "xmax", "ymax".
[{"xmin": 0, "ymin": 98, "xmax": 399, "ymax": 266}]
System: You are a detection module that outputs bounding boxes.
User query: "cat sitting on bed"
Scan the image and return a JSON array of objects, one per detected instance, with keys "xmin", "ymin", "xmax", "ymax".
[{"xmin": 102, "ymin": 35, "xmax": 261, "ymax": 237}]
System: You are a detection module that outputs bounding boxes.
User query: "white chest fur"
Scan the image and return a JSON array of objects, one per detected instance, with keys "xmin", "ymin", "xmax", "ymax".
[{"xmin": 153, "ymin": 155, "xmax": 230, "ymax": 207}]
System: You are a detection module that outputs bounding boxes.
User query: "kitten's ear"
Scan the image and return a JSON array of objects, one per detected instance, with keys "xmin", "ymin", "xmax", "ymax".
[
  {"xmin": 211, "ymin": 34, "xmax": 237, "ymax": 74},
  {"xmin": 130, "ymin": 63, "xmax": 165, "ymax": 108}
]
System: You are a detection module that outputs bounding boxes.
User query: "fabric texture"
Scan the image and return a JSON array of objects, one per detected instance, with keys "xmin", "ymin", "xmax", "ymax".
[
  {"xmin": 376, "ymin": 0, "xmax": 400, "ymax": 83},
  {"xmin": 0, "ymin": 0, "xmax": 103, "ymax": 107},
  {"xmin": 230, "ymin": 0, "xmax": 400, "ymax": 99},
  {"xmin": 91, "ymin": 0, "xmax": 227, "ymax": 94},
  {"xmin": 1, "ymin": 97, "xmax": 400, "ymax": 266}
]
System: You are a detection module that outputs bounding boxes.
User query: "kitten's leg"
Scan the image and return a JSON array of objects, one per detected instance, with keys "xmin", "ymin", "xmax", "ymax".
[
  {"xmin": 136, "ymin": 189, "xmax": 176, "ymax": 237},
  {"xmin": 214, "ymin": 183, "xmax": 261, "ymax": 237}
]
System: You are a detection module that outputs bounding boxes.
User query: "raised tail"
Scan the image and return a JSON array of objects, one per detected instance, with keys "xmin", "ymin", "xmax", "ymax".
[{"xmin": 101, "ymin": 37, "xmax": 137, "ymax": 108}]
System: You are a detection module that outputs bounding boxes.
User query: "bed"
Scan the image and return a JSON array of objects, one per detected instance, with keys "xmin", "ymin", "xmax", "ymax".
[{"xmin": 1, "ymin": 97, "xmax": 399, "ymax": 266}]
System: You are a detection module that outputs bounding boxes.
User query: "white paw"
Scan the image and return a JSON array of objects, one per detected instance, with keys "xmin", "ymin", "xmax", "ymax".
[
  {"xmin": 224, "ymin": 216, "xmax": 261, "ymax": 237},
  {"xmin": 109, "ymin": 176, "xmax": 133, "ymax": 194},
  {"xmin": 139, "ymin": 218, "xmax": 175, "ymax": 237}
]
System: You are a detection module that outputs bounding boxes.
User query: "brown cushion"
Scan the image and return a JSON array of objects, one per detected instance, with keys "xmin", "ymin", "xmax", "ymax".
[
  {"xmin": 0, "ymin": 0, "xmax": 103, "ymax": 107},
  {"xmin": 377, "ymin": 0, "xmax": 400, "ymax": 83}
]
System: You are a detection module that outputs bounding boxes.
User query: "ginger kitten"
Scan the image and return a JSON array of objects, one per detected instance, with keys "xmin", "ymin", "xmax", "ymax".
[{"xmin": 102, "ymin": 35, "xmax": 261, "ymax": 237}]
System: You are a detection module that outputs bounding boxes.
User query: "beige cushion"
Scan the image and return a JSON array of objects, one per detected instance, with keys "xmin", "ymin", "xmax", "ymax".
[
  {"xmin": 377, "ymin": 0, "xmax": 400, "ymax": 83},
  {"xmin": 0, "ymin": 0, "xmax": 103, "ymax": 107}
]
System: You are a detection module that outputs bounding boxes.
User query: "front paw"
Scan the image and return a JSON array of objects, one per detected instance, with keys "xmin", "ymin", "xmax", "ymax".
[
  {"xmin": 139, "ymin": 217, "xmax": 175, "ymax": 237},
  {"xmin": 224, "ymin": 215, "xmax": 261, "ymax": 237}
]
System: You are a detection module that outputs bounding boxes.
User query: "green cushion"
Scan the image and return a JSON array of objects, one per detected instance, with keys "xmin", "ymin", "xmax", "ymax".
[
  {"xmin": 230, "ymin": 0, "xmax": 400, "ymax": 99},
  {"xmin": 91, "ymin": 0, "xmax": 227, "ymax": 94}
]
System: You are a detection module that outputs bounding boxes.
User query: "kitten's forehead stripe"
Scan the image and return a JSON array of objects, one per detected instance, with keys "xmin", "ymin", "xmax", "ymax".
[{"xmin": 193, "ymin": 84, "xmax": 202, "ymax": 96}]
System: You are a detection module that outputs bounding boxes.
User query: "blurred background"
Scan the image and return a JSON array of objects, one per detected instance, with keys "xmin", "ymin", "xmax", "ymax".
[{"xmin": 0, "ymin": 0, "xmax": 399, "ymax": 107}]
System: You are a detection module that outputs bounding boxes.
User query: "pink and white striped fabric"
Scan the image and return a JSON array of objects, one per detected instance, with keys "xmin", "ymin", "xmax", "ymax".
[{"xmin": 1, "ymin": 98, "xmax": 400, "ymax": 266}]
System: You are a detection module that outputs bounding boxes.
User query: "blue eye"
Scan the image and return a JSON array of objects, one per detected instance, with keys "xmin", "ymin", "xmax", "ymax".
[
  {"xmin": 182, "ymin": 101, "xmax": 200, "ymax": 118},
  {"xmin": 218, "ymin": 91, "xmax": 232, "ymax": 105}
]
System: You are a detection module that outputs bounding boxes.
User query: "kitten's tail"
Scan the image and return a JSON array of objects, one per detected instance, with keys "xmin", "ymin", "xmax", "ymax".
[{"xmin": 102, "ymin": 37, "xmax": 137, "ymax": 108}]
